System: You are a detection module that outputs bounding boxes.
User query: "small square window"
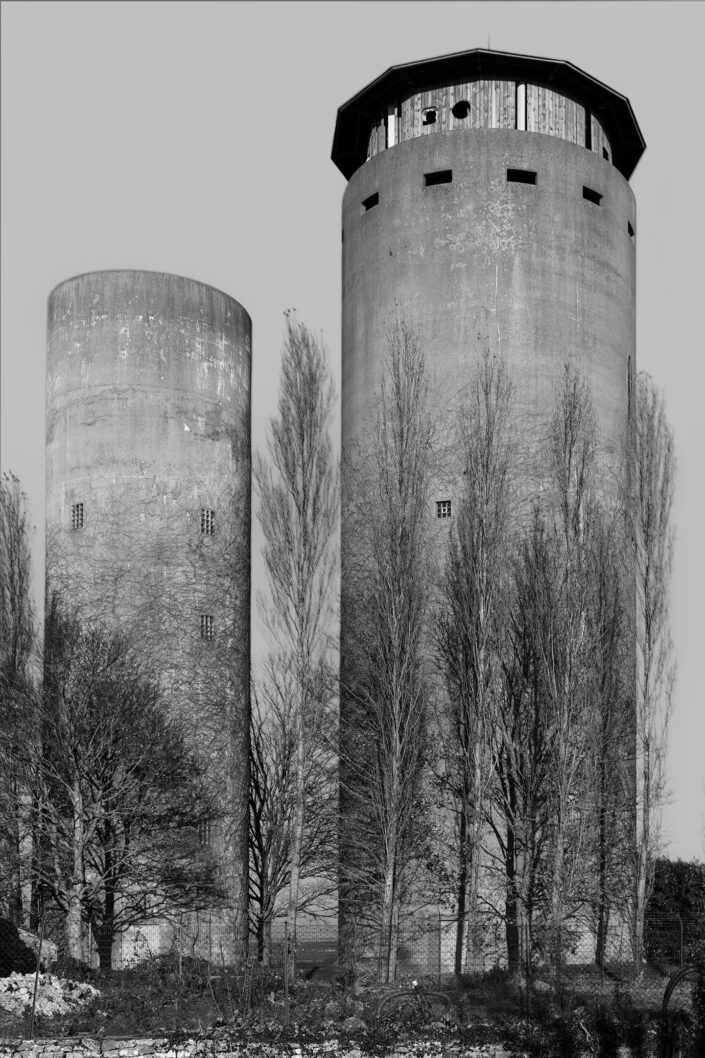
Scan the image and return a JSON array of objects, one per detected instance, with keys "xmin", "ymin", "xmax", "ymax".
[
  {"xmin": 71, "ymin": 503, "xmax": 84, "ymax": 530},
  {"xmin": 200, "ymin": 614, "xmax": 214, "ymax": 640},
  {"xmin": 200, "ymin": 507, "xmax": 215, "ymax": 535},
  {"xmin": 436, "ymin": 499, "xmax": 452, "ymax": 519},
  {"xmin": 422, "ymin": 107, "xmax": 437, "ymax": 126},
  {"xmin": 362, "ymin": 192, "xmax": 379, "ymax": 213}
]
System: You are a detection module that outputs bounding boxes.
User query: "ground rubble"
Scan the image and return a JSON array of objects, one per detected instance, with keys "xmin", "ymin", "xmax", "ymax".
[{"xmin": 0, "ymin": 974, "xmax": 100, "ymax": 1018}]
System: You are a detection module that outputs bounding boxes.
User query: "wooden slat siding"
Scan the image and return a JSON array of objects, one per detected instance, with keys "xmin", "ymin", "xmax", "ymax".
[{"xmin": 592, "ymin": 116, "xmax": 612, "ymax": 161}]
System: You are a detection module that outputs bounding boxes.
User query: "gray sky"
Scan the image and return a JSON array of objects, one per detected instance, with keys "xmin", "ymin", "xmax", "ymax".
[{"xmin": 2, "ymin": 0, "xmax": 703, "ymax": 862}]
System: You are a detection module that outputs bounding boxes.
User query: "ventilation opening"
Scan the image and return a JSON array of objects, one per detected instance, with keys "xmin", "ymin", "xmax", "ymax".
[
  {"xmin": 436, "ymin": 499, "xmax": 452, "ymax": 519},
  {"xmin": 71, "ymin": 503, "xmax": 84, "ymax": 530},
  {"xmin": 200, "ymin": 507, "xmax": 215, "ymax": 535},
  {"xmin": 452, "ymin": 100, "xmax": 470, "ymax": 119},
  {"xmin": 583, "ymin": 185, "xmax": 602, "ymax": 205},
  {"xmin": 628, "ymin": 221, "xmax": 635, "ymax": 240},
  {"xmin": 361, "ymin": 192, "xmax": 379, "ymax": 213},
  {"xmin": 507, "ymin": 168, "xmax": 537, "ymax": 185},
  {"xmin": 200, "ymin": 614, "xmax": 214, "ymax": 641},
  {"xmin": 422, "ymin": 107, "xmax": 437, "ymax": 126},
  {"xmin": 425, "ymin": 169, "xmax": 452, "ymax": 187}
]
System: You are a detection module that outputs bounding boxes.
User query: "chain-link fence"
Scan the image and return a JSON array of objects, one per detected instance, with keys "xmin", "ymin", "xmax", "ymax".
[{"xmin": 2, "ymin": 908, "xmax": 704, "ymax": 1038}]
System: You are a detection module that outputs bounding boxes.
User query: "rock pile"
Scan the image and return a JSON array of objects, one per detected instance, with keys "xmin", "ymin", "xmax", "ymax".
[{"xmin": 0, "ymin": 973, "xmax": 100, "ymax": 1018}]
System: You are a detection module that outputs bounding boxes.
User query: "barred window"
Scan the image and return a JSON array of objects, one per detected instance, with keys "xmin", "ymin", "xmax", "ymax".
[
  {"xmin": 436, "ymin": 499, "xmax": 452, "ymax": 519},
  {"xmin": 198, "ymin": 820, "xmax": 212, "ymax": 847},
  {"xmin": 71, "ymin": 503, "xmax": 84, "ymax": 530},
  {"xmin": 200, "ymin": 507, "xmax": 215, "ymax": 535},
  {"xmin": 200, "ymin": 614, "xmax": 214, "ymax": 640}
]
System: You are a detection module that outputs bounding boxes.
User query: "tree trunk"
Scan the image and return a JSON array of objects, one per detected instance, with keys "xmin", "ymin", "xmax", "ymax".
[
  {"xmin": 66, "ymin": 780, "xmax": 84, "ymax": 961},
  {"xmin": 454, "ymin": 803, "xmax": 469, "ymax": 975},
  {"xmin": 505, "ymin": 823, "xmax": 520, "ymax": 976},
  {"xmin": 379, "ymin": 831, "xmax": 397, "ymax": 984},
  {"xmin": 595, "ymin": 759, "xmax": 610, "ymax": 969},
  {"xmin": 286, "ymin": 695, "xmax": 306, "ymax": 981}
]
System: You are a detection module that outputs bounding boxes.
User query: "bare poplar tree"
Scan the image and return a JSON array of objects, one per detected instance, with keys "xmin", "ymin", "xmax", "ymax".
[
  {"xmin": 541, "ymin": 364, "xmax": 598, "ymax": 978},
  {"xmin": 249, "ymin": 660, "xmax": 337, "ymax": 964},
  {"xmin": 584, "ymin": 509, "xmax": 633, "ymax": 969},
  {"xmin": 340, "ymin": 318, "xmax": 433, "ymax": 983},
  {"xmin": 254, "ymin": 313, "xmax": 338, "ymax": 978},
  {"xmin": 628, "ymin": 371, "xmax": 676, "ymax": 971},
  {"xmin": 0, "ymin": 473, "xmax": 36, "ymax": 925},
  {"xmin": 434, "ymin": 351, "xmax": 513, "ymax": 974}
]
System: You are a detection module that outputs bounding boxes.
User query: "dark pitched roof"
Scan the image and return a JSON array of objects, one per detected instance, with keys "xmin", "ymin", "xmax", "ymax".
[{"xmin": 332, "ymin": 48, "xmax": 645, "ymax": 181}]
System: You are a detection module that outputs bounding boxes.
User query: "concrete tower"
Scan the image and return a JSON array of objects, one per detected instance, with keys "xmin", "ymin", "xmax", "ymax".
[
  {"xmin": 333, "ymin": 48, "xmax": 644, "ymax": 477},
  {"xmin": 333, "ymin": 50, "xmax": 644, "ymax": 966},
  {"xmin": 46, "ymin": 270, "xmax": 251, "ymax": 956}
]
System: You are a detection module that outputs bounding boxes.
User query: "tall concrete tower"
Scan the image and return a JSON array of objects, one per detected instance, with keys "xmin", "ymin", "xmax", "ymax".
[
  {"xmin": 333, "ymin": 48, "xmax": 644, "ymax": 476},
  {"xmin": 46, "ymin": 270, "xmax": 251, "ymax": 956},
  {"xmin": 333, "ymin": 49, "xmax": 644, "ymax": 967}
]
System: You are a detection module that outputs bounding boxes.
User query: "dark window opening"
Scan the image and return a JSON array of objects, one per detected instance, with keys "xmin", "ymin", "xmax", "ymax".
[
  {"xmin": 452, "ymin": 100, "xmax": 470, "ymax": 119},
  {"xmin": 422, "ymin": 107, "xmax": 437, "ymax": 126},
  {"xmin": 583, "ymin": 185, "xmax": 602, "ymax": 206},
  {"xmin": 362, "ymin": 192, "xmax": 379, "ymax": 213},
  {"xmin": 585, "ymin": 110, "xmax": 592, "ymax": 150},
  {"xmin": 627, "ymin": 356, "xmax": 632, "ymax": 418},
  {"xmin": 71, "ymin": 503, "xmax": 84, "ymax": 530},
  {"xmin": 436, "ymin": 499, "xmax": 452, "ymax": 519},
  {"xmin": 200, "ymin": 507, "xmax": 215, "ymax": 535},
  {"xmin": 507, "ymin": 168, "xmax": 536, "ymax": 185},
  {"xmin": 628, "ymin": 221, "xmax": 635, "ymax": 239},
  {"xmin": 200, "ymin": 614, "xmax": 214, "ymax": 641},
  {"xmin": 425, "ymin": 169, "xmax": 452, "ymax": 187},
  {"xmin": 602, "ymin": 147, "xmax": 610, "ymax": 160}
]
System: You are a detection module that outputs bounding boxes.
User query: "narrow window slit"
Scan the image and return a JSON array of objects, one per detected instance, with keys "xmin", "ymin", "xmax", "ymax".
[
  {"xmin": 362, "ymin": 192, "xmax": 379, "ymax": 213},
  {"xmin": 628, "ymin": 221, "xmax": 635, "ymax": 240},
  {"xmin": 425, "ymin": 170, "xmax": 452, "ymax": 187},
  {"xmin": 507, "ymin": 168, "xmax": 536, "ymax": 185},
  {"xmin": 583, "ymin": 185, "xmax": 603, "ymax": 205}
]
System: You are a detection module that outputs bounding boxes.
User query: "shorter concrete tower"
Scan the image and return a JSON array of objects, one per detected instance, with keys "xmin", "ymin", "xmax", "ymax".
[{"xmin": 46, "ymin": 270, "xmax": 251, "ymax": 954}]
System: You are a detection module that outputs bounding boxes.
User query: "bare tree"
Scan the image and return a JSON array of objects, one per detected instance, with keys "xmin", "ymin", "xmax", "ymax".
[
  {"xmin": 248, "ymin": 659, "xmax": 337, "ymax": 963},
  {"xmin": 489, "ymin": 507, "xmax": 556, "ymax": 979},
  {"xmin": 254, "ymin": 313, "xmax": 338, "ymax": 978},
  {"xmin": 541, "ymin": 364, "xmax": 598, "ymax": 978},
  {"xmin": 0, "ymin": 473, "xmax": 36, "ymax": 926},
  {"xmin": 627, "ymin": 371, "xmax": 676, "ymax": 971},
  {"xmin": 340, "ymin": 318, "xmax": 434, "ymax": 983},
  {"xmin": 583, "ymin": 508, "xmax": 633, "ymax": 969},
  {"xmin": 434, "ymin": 351, "xmax": 514, "ymax": 974},
  {"xmin": 32, "ymin": 597, "xmax": 219, "ymax": 969}
]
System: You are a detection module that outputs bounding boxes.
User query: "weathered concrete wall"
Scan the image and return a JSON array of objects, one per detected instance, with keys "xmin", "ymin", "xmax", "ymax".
[
  {"xmin": 342, "ymin": 128, "xmax": 636, "ymax": 495},
  {"xmin": 46, "ymin": 271, "xmax": 252, "ymax": 956}
]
